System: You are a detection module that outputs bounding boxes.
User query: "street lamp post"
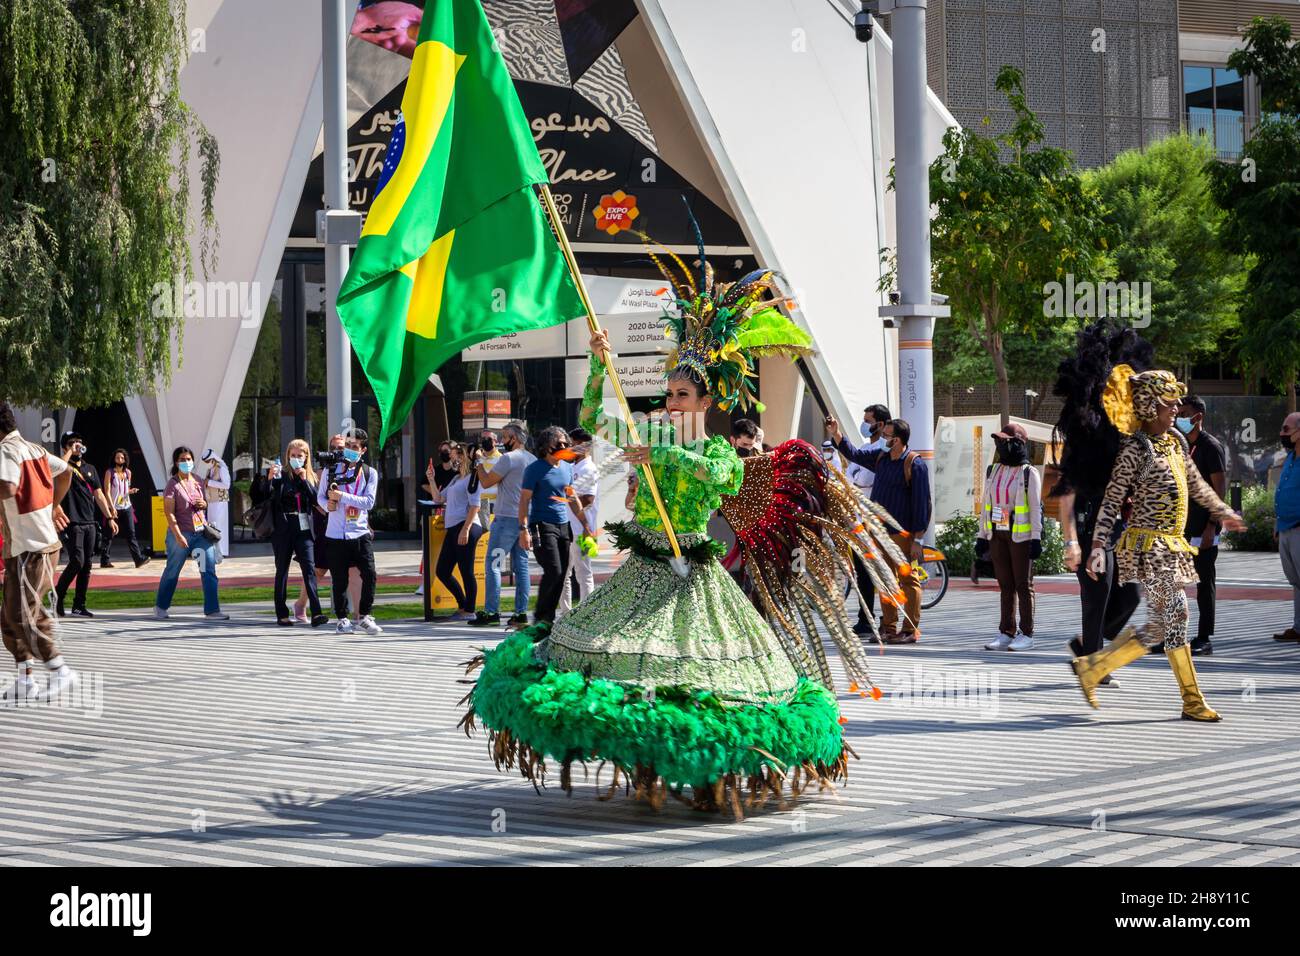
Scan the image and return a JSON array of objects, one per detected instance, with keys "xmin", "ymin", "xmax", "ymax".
[{"xmin": 860, "ymin": 1, "xmax": 950, "ymax": 543}]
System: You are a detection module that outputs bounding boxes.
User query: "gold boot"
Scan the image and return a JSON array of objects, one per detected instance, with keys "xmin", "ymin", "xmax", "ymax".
[
  {"xmin": 1166, "ymin": 644, "xmax": 1222, "ymax": 722},
  {"xmin": 1070, "ymin": 626, "xmax": 1148, "ymax": 709}
]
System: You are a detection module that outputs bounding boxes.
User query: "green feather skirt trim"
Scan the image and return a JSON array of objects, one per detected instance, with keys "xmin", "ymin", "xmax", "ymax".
[{"xmin": 462, "ymin": 631, "xmax": 846, "ymax": 792}]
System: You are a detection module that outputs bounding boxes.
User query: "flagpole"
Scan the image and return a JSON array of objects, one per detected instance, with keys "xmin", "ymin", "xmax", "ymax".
[{"xmin": 536, "ymin": 183, "xmax": 687, "ymax": 571}]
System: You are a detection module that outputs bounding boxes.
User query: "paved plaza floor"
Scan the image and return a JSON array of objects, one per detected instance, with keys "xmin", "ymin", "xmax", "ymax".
[{"xmin": 1, "ymin": 551, "xmax": 1298, "ymax": 866}]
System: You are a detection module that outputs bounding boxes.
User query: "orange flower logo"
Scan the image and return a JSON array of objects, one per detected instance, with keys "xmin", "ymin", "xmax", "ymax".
[{"xmin": 593, "ymin": 190, "xmax": 638, "ymax": 235}]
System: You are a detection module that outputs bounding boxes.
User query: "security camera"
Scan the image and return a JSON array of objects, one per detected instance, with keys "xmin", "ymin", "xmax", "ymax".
[{"xmin": 854, "ymin": 10, "xmax": 874, "ymax": 42}]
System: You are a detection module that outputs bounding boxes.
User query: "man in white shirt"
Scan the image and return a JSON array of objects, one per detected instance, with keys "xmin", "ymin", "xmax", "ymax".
[
  {"xmin": 846, "ymin": 404, "xmax": 890, "ymax": 634},
  {"xmin": 0, "ymin": 403, "xmax": 80, "ymax": 703},
  {"xmin": 202, "ymin": 449, "xmax": 232, "ymax": 557},
  {"xmin": 558, "ymin": 427, "xmax": 599, "ymax": 618}
]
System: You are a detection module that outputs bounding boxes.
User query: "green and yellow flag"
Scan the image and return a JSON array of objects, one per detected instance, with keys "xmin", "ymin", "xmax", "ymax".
[{"xmin": 338, "ymin": 0, "xmax": 584, "ymax": 442}]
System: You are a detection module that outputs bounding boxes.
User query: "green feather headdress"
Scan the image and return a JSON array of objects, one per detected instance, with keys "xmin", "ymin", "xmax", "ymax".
[{"xmin": 641, "ymin": 211, "xmax": 812, "ymax": 413}]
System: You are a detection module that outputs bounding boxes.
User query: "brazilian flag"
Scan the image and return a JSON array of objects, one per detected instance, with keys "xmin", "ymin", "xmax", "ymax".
[{"xmin": 338, "ymin": 0, "xmax": 585, "ymax": 443}]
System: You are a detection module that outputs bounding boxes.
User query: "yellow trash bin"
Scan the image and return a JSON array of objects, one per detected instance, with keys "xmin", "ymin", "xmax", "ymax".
[
  {"xmin": 151, "ymin": 495, "xmax": 168, "ymax": 554},
  {"xmin": 424, "ymin": 513, "xmax": 490, "ymax": 617}
]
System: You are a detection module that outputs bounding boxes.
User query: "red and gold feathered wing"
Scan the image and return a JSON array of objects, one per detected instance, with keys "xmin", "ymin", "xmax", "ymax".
[{"xmin": 719, "ymin": 439, "xmax": 906, "ymax": 696}]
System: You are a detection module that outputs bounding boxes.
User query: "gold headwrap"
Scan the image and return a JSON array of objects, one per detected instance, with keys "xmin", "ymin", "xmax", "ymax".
[{"xmin": 1101, "ymin": 364, "xmax": 1186, "ymax": 435}]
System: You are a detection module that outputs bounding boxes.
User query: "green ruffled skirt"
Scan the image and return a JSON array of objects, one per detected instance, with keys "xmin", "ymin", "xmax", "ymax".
[{"xmin": 461, "ymin": 526, "xmax": 848, "ymax": 802}]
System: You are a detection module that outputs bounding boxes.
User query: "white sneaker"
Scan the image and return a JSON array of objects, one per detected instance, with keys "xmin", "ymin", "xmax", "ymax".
[
  {"xmin": 1008, "ymin": 634, "xmax": 1035, "ymax": 651},
  {"xmin": 1, "ymin": 676, "xmax": 42, "ymax": 705},
  {"xmin": 44, "ymin": 667, "xmax": 79, "ymax": 702},
  {"xmin": 984, "ymin": 634, "xmax": 1012, "ymax": 650},
  {"xmin": 358, "ymin": 615, "xmax": 384, "ymax": 635},
  {"xmin": 154, "ymin": 607, "xmax": 169, "ymax": 620},
  {"xmin": 335, "ymin": 618, "xmax": 354, "ymax": 634},
  {"xmin": 414, "ymin": 585, "xmax": 424, "ymax": 597},
  {"xmin": 205, "ymin": 611, "xmax": 231, "ymax": 622}
]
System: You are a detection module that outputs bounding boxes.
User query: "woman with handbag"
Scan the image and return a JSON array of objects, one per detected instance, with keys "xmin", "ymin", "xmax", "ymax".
[
  {"xmin": 252, "ymin": 439, "xmax": 330, "ymax": 627},
  {"xmin": 100, "ymin": 448, "xmax": 149, "ymax": 569},
  {"xmin": 154, "ymin": 446, "xmax": 227, "ymax": 620}
]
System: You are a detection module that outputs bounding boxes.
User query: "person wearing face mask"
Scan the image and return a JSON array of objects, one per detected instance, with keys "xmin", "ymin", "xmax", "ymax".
[
  {"xmin": 1272, "ymin": 412, "xmax": 1300, "ymax": 644},
  {"xmin": 319, "ymin": 428, "xmax": 382, "ymax": 635},
  {"xmin": 1176, "ymin": 396, "xmax": 1226, "ymax": 656},
  {"xmin": 252, "ymin": 439, "xmax": 330, "ymax": 628},
  {"xmin": 54, "ymin": 431, "xmax": 116, "ymax": 618},
  {"xmin": 974, "ymin": 423, "xmax": 1042, "ymax": 650},
  {"xmin": 430, "ymin": 441, "xmax": 457, "ymax": 493},
  {"xmin": 99, "ymin": 448, "xmax": 149, "ymax": 569},
  {"xmin": 827, "ymin": 415, "xmax": 931, "ymax": 643},
  {"xmin": 728, "ymin": 418, "xmax": 760, "ymax": 458},
  {"xmin": 298, "ymin": 434, "xmax": 360, "ymax": 624},
  {"xmin": 468, "ymin": 421, "xmax": 536, "ymax": 627},
  {"xmin": 846, "ymin": 404, "xmax": 890, "ymax": 634},
  {"xmin": 1070, "ymin": 369, "xmax": 1244, "ymax": 721},
  {"xmin": 476, "ymin": 430, "xmax": 502, "ymax": 517},
  {"xmin": 154, "ymin": 446, "xmax": 227, "ymax": 621}
]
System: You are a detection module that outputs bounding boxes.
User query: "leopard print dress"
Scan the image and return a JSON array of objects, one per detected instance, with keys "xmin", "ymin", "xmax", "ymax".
[
  {"xmin": 1092, "ymin": 430, "xmax": 1236, "ymax": 649},
  {"xmin": 1093, "ymin": 430, "xmax": 1234, "ymax": 586}
]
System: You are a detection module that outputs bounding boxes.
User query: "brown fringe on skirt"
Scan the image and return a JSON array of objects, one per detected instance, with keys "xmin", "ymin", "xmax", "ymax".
[{"xmin": 457, "ymin": 688, "xmax": 856, "ymax": 823}]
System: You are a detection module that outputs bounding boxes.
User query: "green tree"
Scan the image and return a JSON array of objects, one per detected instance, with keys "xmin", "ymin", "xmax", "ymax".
[
  {"xmin": 0, "ymin": 0, "xmax": 218, "ymax": 408},
  {"xmin": 908, "ymin": 66, "xmax": 1111, "ymax": 424},
  {"xmin": 1085, "ymin": 134, "xmax": 1246, "ymax": 375},
  {"xmin": 1210, "ymin": 16, "xmax": 1300, "ymax": 410}
]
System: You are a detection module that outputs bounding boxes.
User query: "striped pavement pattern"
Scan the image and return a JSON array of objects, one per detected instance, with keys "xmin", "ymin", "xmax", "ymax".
[{"xmin": 1, "ymin": 584, "xmax": 1298, "ymax": 866}]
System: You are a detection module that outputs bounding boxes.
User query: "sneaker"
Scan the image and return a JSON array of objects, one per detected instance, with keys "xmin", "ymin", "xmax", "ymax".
[
  {"xmin": 311, "ymin": 614, "xmax": 330, "ymax": 628},
  {"xmin": 134, "ymin": 557, "xmax": 152, "ymax": 569},
  {"xmin": 468, "ymin": 611, "xmax": 502, "ymax": 627},
  {"xmin": 154, "ymin": 607, "xmax": 169, "ymax": 620},
  {"xmin": 1008, "ymin": 634, "xmax": 1035, "ymax": 651},
  {"xmin": 414, "ymin": 585, "xmax": 424, "ymax": 597},
  {"xmin": 44, "ymin": 667, "xmax": 79, "ymax": 702},
  {"xmin": 358, "ymin": 615, "xmax": 384, "ymax": 635},
  {"xmin": 1, "ymin": 676, "xmax": 42, "ymax": 705},
  {"xmin": 507, "ymin": 613, "xmax": 529, "ymax": 627},
  {"xmin": 70, "ymin": 607, "xmax": 94, "ymax": 618},
  {"xmin": 335, "ymin": 618, "xmax": 354, "ymax": 634},
  {"xmin": 1273, "ymin": 628, "xmax": 1300, "ymax": 643},
  {"xmin": 984, "ymin": 634, "xmax": 1013, "ymax": 650},
  {"xmin": 205, "ymin": 612, "xmax": 231, "ymax": 622}
]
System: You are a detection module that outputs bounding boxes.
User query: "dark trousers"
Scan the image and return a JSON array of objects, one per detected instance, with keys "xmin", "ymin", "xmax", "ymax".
[
  {"xmin": 989, "ymin": 530, "xmax": 1035, "ymax": 636},
  {"xmin": 1193, "ymin": 544, "xmax": 1218, "ymax": 642},
  {"xmin": 529, "ymin": 521, "xmax": 572, "ymax": 624},
  {"xmin": 1075, "ymin": 548, "xmax": 1141, "ymax": 654},
  {"xmin": 435, "ymin": 520, "xmax": 485, "ymax": 611},
  {"xmin": 274, "ymin": 527, "xmax": 321, "ymax": 620},
  {"xmin": 327, "ymin": 535, "xmax": 376, "ymax": 619},
  {"xmin": 100, "ymin": 508, "xmax": 145, "ymax": 564},
  {"xmin": 852, "ymin": 553, "xmax": 876, "ymax": 623},
  {"xmin": 56, "ymin": 522, "xmax": 96, "ymax": 610}
]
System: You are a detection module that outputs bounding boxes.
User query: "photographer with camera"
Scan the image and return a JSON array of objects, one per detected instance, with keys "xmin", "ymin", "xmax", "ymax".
[
  {"xmin": 317, "ymin": 428, "xmax": 382, "ymax": 635},
  {"xmin": 252, "ymin": 439, "xmax": 330, "ymax": 629}
]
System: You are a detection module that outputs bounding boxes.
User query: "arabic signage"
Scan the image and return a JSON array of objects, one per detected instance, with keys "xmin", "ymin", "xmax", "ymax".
[
  {"xmin": 565, "ymin": 355, "xmax": 667, "ymax": 399},
  {"xmin": 461, "ymin": 275, "xmax": 676, "ymax": 361},
  {"xmin": 292, "ymin": 81, "xmax": 744, "ymax": 249}
]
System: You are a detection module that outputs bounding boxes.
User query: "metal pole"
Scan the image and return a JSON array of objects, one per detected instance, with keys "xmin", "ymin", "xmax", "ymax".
[
  {"xmin": 323, "ymin": 0, "xmax": 353, "ymax": 433},
  {"xmin": 887, "ymin": 0, "xmax": 942, "ymax": 542}
]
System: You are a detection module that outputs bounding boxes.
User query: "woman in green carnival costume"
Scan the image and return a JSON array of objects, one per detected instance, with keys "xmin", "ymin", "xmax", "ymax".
[{"xmin": 459, "ymin": 249, "xmax": 884, "ymax": 817}]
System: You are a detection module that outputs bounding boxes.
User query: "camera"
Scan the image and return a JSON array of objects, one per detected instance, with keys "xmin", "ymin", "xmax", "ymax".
[
  {"xmin": 316, "ymin": 449, "xmax": 345, "ymax": 467},
  {"xmin": 854, "ymin": 8, "xmax": 874, "ymax": 42}
]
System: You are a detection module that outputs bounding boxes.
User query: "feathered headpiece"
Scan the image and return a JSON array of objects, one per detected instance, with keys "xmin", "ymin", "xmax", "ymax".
[{"xmin": 640, "ymin": 205, "xmax": 812, "ymax": 413}]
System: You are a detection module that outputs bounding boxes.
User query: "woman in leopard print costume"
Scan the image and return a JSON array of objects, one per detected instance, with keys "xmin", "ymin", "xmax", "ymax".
[{"xmin": 1071, "ymin": 367, "xmax": 1244, "ymax": 721}]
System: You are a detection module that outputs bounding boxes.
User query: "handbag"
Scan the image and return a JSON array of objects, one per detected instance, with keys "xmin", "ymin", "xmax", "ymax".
[{"xmin": 243, "ymin": 501, "xmax": 275, "ymax": 541}]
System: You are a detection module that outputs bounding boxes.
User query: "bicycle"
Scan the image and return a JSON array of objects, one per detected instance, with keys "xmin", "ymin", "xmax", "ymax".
[{"xmin": 913, "ymin": 545, "xmax": 949, "ymax": 610}]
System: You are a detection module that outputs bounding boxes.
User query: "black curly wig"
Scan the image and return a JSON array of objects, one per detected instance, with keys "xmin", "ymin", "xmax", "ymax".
[{"xmin": 1050, "ymin": 320, "xmax": 1155, "ymax": 500}]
